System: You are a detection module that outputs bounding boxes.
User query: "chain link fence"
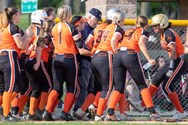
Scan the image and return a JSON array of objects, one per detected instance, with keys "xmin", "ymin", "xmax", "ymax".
[{"xmin": 124, "ymin": 26, "xmax": 188, "ymax": 117}]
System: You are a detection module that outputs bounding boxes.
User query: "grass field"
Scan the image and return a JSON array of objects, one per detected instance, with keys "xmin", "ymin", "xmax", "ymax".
[{"xmin": 0, "ymin": 121, "xmax": 188, "ymax": 125}]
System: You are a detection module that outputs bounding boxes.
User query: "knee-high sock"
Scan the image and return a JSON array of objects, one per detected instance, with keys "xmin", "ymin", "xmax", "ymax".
[
  {"xmin": 63, "ymin": 93, "xmax": 74, "ymax": 113},
  {"xmin": 93, "ymin": 92, "xmax": 101, "ymax": 107},
  {"xmin": 18, "ymin": 95, "xmax": 29, "ymax": 114},
  {"xmin": 96, "ymin": 98, "xmax": 107, "ymax": 116},
  {"xmin": 29, "ymin": 97, "xmax": 38, "ymax": 115},
  {"xmin": 141, "ymin": 84, "xmax": 157, "ymax": 107},
  {"xmin": 108, "ymin": 90, "xmax": 121, "ymax": 109},
  {"xmin": 68, "ymin": 97, "xmax": 77, "ymax": 112},
  {"xmin": 39, "ymin": 92, "xmax": 49, "ymax": 111},
  {"xmin": 119, "ymin": 94, "xmax": 125, "ymax": 114},
  {"xmin": 51, "ymin": 98, "xmax": 59, "ymax": 113},
  {"xmin": 11, "ymin": 97, "xmax": 19, "ymax": 108},
  {"xmin": 81, "ymin": 93, "xmax": 95, "ymax": 112},
  {"xmin": 168, "ymin": 92, "xmax": 184, "ymax": 113},
  {"xmin": 46, "ymin": 90, "xmax": 59, "ymax": 113},
  {"xmin": 140, "ymin": 88, "xmax": 154, "ymax": 108},
  {"xmin": 2, "ymin": 92, "xmax": 12, "ymax": 116}
]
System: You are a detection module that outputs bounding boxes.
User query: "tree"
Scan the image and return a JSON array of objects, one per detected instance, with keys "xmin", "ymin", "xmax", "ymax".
[
  {"xmin": 140, "ymin": 2, "xmax": 150, "ymax": 17},
  {"xmin": 138, "ymin": 2, "xmax": 178, "ymax": 19},
  {"xmin": 150, "ymin": 2, "xmax": 178, "ymax": 19}
]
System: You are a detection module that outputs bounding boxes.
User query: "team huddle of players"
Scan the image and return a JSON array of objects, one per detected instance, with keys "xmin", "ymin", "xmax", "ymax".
[{"xmin": 0, "ymin": 4, "xmax": 188, "ymax": 122}]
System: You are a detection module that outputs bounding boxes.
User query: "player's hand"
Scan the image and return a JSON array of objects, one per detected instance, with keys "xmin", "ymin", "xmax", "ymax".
[
  {"xmin": 166, "ymin": 70, "xmax": 173, "ymax": 78},
  {"xmin": 148, "ymin": 59, "xmax": 156, "ymax": 66},
  {"xmin": 26, "ymin": 25, "xmax": 34, "ymax": 38},
  {"xmin": 33, "ymin": 62, "xmax": 40, "ymax": 71}
]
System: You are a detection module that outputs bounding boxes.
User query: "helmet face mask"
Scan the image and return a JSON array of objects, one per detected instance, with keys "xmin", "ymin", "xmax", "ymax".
[
  {"xmin": 151, "ymin": 14, "xmax": 169, "ymax": 29},
  {"xmin": 31, "ymin": 10, "xmax": 48, "ymax": 24}
]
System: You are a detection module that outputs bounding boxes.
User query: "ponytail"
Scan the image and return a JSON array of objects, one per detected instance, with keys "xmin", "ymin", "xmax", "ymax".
[
  {"xmin": 1, "ymin": 7, "xmax": 19, "ymax": 29},
  {"xmin": 37, "ymin": 20, "xmax": 53, "ymax": 47},
  {"xmin": 2, "ymin": 9, "xmax": 9, "ymax": 29}
]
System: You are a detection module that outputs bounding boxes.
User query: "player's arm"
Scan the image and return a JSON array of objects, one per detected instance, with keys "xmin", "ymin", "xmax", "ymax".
[
  {"xmin": 139, "ymin": 31, "xmax": 155, "ymax": 65},
  {"xmin": 167, "ymin": 43, "xmax": 176, "ymax": 59},
  {"xmin": 33, "ymin": 46, "xmax": 42, "ymax": 71},
  {"xmin": 71, "ymin": 24, "xmax": 92, "ymax": 56},
  {"xmin": 78, "ymin": 48, "xmax": 92, "ymax": 56},
  {"xmin": 73, "ymin": 32, "xmax": 92, "ymax": 56},
  {"xmin": 165, "ymin": 30, "xmax": 176, "ymax": 77},
  {"xmin": 85, "ymin": 32, "xmax": 94, "ymax": 50},
  {"xmin": 111, "ymin": 32, "xmax": 122, "ymax": 52},
  {"xmin": 13, "ymin": 24, "xmax": 33, "ymax": 50},
  {"xmin": 165, "ymin": 30, "xmax": 176, "ymax": 59}
]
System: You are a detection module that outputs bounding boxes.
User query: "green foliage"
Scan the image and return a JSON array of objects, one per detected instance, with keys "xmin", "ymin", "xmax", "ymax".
[
  {"xmin": 150, "ymin": 2, "xmax": 178, "ymax": 14},
  {"xmin": 137, "ymin": 2, "xmax": 178, "ymax": 19}
]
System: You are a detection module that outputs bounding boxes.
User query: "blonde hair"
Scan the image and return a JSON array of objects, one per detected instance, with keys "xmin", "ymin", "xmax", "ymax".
[
  {"xmin": 37, "ymin": 21, "xmax": 53, "ymax": 47},
  {"xmin": 57, "ymin": 5, "xmax": 72, "ymax": 22},
  {"xmin": 44, "ymin": 20, "xmax": 54, "ymax": 33},
  {"xmin": 111, "ymin": 10, "xmax": 124, "ymax": 23},
  {"xmin": 136, "ymin": 16, "xmax": 148, "ymax": 28},
  {"xmin": 0, "ymin": 7, "xmax": 19, "ymax": 29}
]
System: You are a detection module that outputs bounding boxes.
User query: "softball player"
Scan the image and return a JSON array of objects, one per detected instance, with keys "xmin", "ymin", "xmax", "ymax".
[
  {"xmin": 106, "ymin": 16, "xmax": 158, "ymax": 121},
  {"xmin": 25, "ymin": 10, "xmax": 52, "ymax": 120},
  {"xmin": 0, "ymin": 7, "xmax": 32, "ymax": 121},
  {"xmin": 43, "ymin": 5, "xmax": 80, "ymax": 121},
  {"xmin": 147, "ymin": 14, "xmax": 187, "ymax": 120},
  {"xmin": 91, "ymin": 9, "xmax": 125, "ymax": 121}
]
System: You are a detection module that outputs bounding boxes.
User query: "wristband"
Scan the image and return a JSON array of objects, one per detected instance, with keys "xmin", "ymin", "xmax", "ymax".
[{"xmin": 169, "ymin": 59, "xmax": 174, "ymax": 70}]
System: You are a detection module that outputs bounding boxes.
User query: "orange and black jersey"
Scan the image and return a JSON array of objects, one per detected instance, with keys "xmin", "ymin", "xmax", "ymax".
[
  {"xmin": 89, "ymin": 23, "xmax": 108, "ymax": 54},
  {"xmin": 41, "ymin": 34, "xmax": 52, "ymax": 62},
  {"xmin": 161, "ymin": 28, "xmax": 184, "ymax": 58},
  {"xmin": 52, "ymin": 22, "xmax": 80, "ymax": 54},
  {"xmin": 97, "ymin": 23, "xmax": 124, "ymax": 52},
  {"xmin": 29, "ymin": 25, "xmax": 52, "ymax": 62},
  {"xmin": 118, "ymin": 27, "xmax": 149, "ymax": 52},
  {"xmin": 0, "ymin": 22, "xmax": 24, "ymax": 53}
]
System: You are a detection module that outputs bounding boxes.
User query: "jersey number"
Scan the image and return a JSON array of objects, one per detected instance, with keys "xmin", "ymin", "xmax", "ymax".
[
  {"xmin": 102, "ymin": 30, "xmax": 110, "ymax": 41},
  {"xmin": 96, "ymin": 30, "xmax": 104, "ymax": 43}
]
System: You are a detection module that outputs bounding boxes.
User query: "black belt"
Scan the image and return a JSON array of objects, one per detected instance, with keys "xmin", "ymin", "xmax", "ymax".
[{"xmin": 55, "ymin": 53, "xmax": 74, "ymax": 58}]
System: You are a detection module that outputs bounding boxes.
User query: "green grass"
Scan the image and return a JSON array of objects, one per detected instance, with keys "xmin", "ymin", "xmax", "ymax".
[
  {"xmin": 18, "ymin": 14, "xmax": 30, "ymax": 30},
  {"xmin": 0, "ymin": 121, "xmax": 186, "ymax": 125}
]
